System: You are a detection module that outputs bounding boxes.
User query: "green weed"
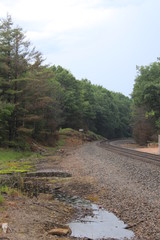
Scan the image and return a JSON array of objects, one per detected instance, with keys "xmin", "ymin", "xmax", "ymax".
[
  {"xmin": 0, "ymin": 185, "xmax": 20, "ymax": 198},
  {"xmin": 0, "ymin": 148, "xmax": 32, "ymax": 162},
  {"xmin": 0, "ymin": 161, "xmax": 33, "ymax": 174},
  {"xmin": 59, "ymin": 128, "xmax": 73, "ymax": 134},
  {"xmin": 56, "ymin": 137, "xmax": 65, "ymax": 147},
  {"xmin": 0, "ymin": 148, "xmax": 35, "ymax": 174},
  {"xmin": 0, "ymin": 194, "xmax": 4, "ymax": 205}
]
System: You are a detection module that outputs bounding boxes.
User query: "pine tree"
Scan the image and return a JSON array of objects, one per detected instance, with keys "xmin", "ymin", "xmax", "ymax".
[{"xmin": 0, "ymin": 15, "xmax": 44, "ymax": 143}]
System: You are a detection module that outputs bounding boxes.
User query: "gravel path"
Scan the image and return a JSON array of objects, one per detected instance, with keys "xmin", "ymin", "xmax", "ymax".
[{"xmin": 61, "ymin": 141, "xmax": 160, "ymax": 240}]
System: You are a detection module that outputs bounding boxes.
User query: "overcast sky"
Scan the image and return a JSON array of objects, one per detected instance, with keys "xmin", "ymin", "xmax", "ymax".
[{"xmin": 0, "ymin": 0, "xmax": 160, "ymax": 96}]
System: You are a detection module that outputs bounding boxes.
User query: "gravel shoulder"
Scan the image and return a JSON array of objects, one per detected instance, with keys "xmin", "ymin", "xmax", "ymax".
[
  {"xmin": 1, "ymin": 141, "xmax": 160, "ymax": 240},
  {"xmin": 60, "ymin": 141, "xmax": 160, "ymax": 240}
]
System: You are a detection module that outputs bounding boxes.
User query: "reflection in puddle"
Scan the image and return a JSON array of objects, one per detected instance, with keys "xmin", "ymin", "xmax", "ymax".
[{"xmin": 69, "ymin": 204, "xmax": 134, "ymax": 240}]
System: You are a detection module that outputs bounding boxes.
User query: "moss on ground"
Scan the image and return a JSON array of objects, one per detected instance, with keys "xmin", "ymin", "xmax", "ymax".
[{"xmin": 0, "ymin": 149, "xmax": 35, "ymax": 174}]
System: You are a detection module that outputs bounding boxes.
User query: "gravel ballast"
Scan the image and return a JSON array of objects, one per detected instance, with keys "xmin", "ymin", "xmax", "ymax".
[{"xmin": 61, "ymin": 141, "xmax": 160, "ymax": 240}]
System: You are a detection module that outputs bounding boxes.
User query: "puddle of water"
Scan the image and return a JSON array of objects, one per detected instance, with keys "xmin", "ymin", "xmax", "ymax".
[{"xmin": 69, "ymin": 204, "xmax": 134, "ymax": 240}]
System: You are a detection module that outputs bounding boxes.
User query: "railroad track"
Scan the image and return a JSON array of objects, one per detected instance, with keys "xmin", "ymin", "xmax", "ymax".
[{"xmin": 99, "ymin": 140, "xmax": 160, "ymax": 166}]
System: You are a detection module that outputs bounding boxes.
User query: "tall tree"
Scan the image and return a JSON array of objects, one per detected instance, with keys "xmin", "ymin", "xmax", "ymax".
[
  {"xmin": 0, "ymin": 15, "xmax": 47, "ymax": 143},
  {"xmin": 51, "ymin": 65, "xmax": 83, "ymax": 129},
  {"xmin": 132, "ymin": 60, "xmax": 160, "ymax": 144}
]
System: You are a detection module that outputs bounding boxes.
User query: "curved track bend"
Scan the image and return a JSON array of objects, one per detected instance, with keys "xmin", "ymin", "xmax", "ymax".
[{"xmin": 99, "ymin": 140, "xmax": 160, "ymax": 166}]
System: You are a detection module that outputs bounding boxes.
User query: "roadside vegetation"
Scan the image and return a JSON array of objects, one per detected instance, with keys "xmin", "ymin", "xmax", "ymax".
[
  {"xmin": 0, "ymin": 127, "xmax": 103, "ymax": 206},
  {"xmin": 0, "ymin": 148, "xmax": 34, "ymax": 174},
  {"xmin": 0, "ymin": 148, "xmax": 36, "ymax": 204}
]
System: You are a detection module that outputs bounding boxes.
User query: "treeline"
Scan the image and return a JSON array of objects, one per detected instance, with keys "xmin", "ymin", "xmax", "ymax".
[
  {"xmin": 132, "ymin": 60, "xmax": 160, "ymax": 145},
  {"xmin": 51, "ymin": 66, "xmax": 131, "ymax": 138},
  {"xmin": 0, "ymin": 15, "xmax": 131, "ymax": 148}
]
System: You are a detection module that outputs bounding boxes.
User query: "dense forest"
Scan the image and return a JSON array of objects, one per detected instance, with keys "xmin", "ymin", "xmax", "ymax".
[
  {"xmin": 1, "ymin": 15, "xmax": 160, "ymax": 149},
  {"xmin": 0, "ymin": 15, "xmax": 135, "ymax": 149}
]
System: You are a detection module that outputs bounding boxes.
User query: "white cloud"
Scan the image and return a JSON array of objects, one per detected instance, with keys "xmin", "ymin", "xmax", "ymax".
[
  {"xmin": 0, "ymin": 0, "xmax": 160, "ymax": 95},
  {"xmin": 0, "ymin": 0, "xmax": 116, "ymax": 38}
]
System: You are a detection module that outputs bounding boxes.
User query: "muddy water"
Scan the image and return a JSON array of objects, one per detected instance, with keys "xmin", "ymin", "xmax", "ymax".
[
  {"xmin": 2, "ymin": 171, "xmax": 134, "ymax": 239},
  {"xmin": 69, "ymin": 204, "xmax": 134, "ymax": 240}
]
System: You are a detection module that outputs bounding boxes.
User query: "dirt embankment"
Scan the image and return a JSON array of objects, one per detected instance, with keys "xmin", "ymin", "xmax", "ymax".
[{"xmin": 0, "ymin": 140, "xmax": 160, "ymax": 240}]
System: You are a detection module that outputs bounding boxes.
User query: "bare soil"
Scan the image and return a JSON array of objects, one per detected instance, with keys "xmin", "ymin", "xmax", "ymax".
[
  {"xmin": 135, "ymin": 146, "xmax": 159, "ymax": 154},
  {"xmin": 120, "ymin": 142, "xmax": 159, "ymax": 154}
]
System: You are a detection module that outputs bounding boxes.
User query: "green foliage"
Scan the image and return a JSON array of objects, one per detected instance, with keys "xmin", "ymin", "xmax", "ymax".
[
  {"xmin": 86, "ymin": 131, "xmax": 104, "ymax": 141},
  {"xmin": 56, "ymin": 137, "xmax": 65, "ymax": 148},
  {"xmin": 156, "ymin": 118, "xmax": 160, "ymax": 131},
  {"xmin": 51, "ymin": 65, "xmax": 82, "ymax": 129},
  {"xmin": 0, "ymin": 15, "xmax": 62, "ymax": 146},
  {"xmin": 58, "ymin": 128, "xmax": 104, "ymax": 146},
  {"xmin": 0, "ymin": 15, "xmax": 132, "ymax": 148},
  {"xmin": 111, "ymin": 92, "xmax": 132, "ymax": 137},
  {"xmin": 0, "ymin": 148, "xmax": 31, "ymax": 160},
  {"xmin": 0, "ymin": 185, "xmax": 20, "ymax": 200},
  {"xmin": 59, "ymin": 128, "xmax": 75, "ymax": 135},
  {"xmin": 0, "ymin": 194, "xmax": 4, "ymax": 204},
  {"xmin": 53, "ymin": 66, "xmax": 132, "ymax": 139},
  {"xmin": 0, "ymin": 148, "xmax": 33, "ymax": 174},
  {"xmin": 132, "ymin": 59, "xmax": 160, "ymax": 143},
  {"xmin": 0, "ymin": 101, "xmax": 15, "ymax": 143}
]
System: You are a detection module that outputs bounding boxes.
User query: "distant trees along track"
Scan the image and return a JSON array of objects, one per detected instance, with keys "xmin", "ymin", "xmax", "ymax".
[{"xmin": 99, "ymin": 140, "xmax": 160, "ymax": 166}]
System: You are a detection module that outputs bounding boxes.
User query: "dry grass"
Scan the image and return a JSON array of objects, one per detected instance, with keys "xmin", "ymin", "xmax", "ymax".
[{"xmin": 86, "ymin": 194, "xmax": 99, "ymax": 203}]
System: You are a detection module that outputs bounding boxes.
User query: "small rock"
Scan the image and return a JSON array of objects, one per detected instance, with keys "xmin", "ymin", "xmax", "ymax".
[
  {"xmin": 8, "ymin": 201, "xmax": 17, "ymax": 207},
  {"xmin": 48, "ymin": 226, "xmax": 71, "ymax": 236},
  {"xmin": 2, "ymin": 223, "xmax": 8, "ymax": 233}
]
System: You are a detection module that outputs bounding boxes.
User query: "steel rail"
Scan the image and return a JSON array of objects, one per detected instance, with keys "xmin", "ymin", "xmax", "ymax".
[{"xmin": 99, "ymin": 140, "xmax": 160, "ymax": 166}]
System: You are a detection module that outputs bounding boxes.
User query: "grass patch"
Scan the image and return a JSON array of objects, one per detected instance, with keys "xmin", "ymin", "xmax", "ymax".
[
  {"xmin": 0, "ymin": 194, "xmax": 4, "ymax": 205},
  {"xmin": 0, "ymin": 148, "xmax": 35, "ymax": 174},
  {"xmin": 56, "ymin": 136, "xmax": 65, "ymax": 147},
  {"xmin": 59, "ymin": 128, "xmax": 81, "ymax": 137},
  {"xmin": 58, "ymin": 128, "xmax": 105, "ymax": 148},
  {"xmin": 59, "ymin": 128, "xmax": 104, "ymax": 140},
  {"xmin": 0, "ymin": 148, "xmax": 31, "ymax": 161},
  {"xmin": 87, "ymin": 131, "xmax": 104, "ymax": 140},
  {"xmin": 0, "ymin": 185, "xmax": 20, "ymax": 204},
  {"xmin": 59, "ymin": 128, "xmax": 74, "ymax": 135},
  {"xmin": 0, "ymin": 162, "xmax": 32, "ymax": 174}
]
